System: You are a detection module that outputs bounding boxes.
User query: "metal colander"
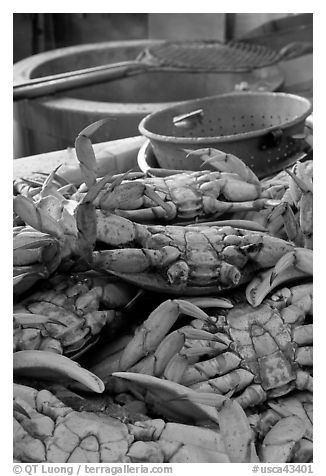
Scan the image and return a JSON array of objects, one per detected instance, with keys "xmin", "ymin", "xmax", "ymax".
[{"xmin": 138, "ymin": 92, "xmax": 312, "ymax": 178}]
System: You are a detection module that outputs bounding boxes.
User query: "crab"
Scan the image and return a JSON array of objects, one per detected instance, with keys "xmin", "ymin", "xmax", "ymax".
[
  {"xmin": 14, "ymin": 272, "xmax": 137, "ymax": 357},
  {"xmin": 72, "ymin": 123, "xmax": 284, "ymax": 225},
  {"xmin": 13, "ymin": 271, "xmax": 140, "ymax": 394},
  {"xmin": 89, "ymin": 283, "xmax": 312, "ymax": 410},
  {"xmin": 13, "ymin": 383, "xmax": 258, "ymax": 463},
  {"xmin": 91, "ymin": 213, "xmax": 300, "ymax": 296},
  {"xmin": 13, "ymin": 163, "xmax": 99, "ymax": 295}
]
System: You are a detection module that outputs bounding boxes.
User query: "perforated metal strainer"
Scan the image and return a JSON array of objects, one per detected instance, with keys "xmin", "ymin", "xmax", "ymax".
[{"xmin": 138, "ymin": 92, "xmax": 312, "ymax": 178}]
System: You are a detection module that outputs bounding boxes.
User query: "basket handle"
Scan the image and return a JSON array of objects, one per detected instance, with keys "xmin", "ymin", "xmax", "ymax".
[{"xmin": 173, "ymin": 109, "xmax": 204, "ymax": 128}]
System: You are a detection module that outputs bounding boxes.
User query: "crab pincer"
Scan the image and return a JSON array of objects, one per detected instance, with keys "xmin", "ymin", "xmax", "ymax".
[
  {"xmin": 14, "ymin": 350, "xmax": 104, "ymax": 393},
  {"xmin": 246, "ymin": 248, "xmax": 312, "ymax": 307}
]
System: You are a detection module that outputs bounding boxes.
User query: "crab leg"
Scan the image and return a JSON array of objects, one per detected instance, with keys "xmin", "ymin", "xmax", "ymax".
[
  {"xmin": 287, "ymin": 166, "xmax": 313, "ymax": 250},
  {"xmin": 13, "ymin": 195, "xmax": 64, "ymax": 240},
  {"xmin": 189, "ymin": 368, "xmax": 255, "ymax": 395},
  {"xmin": 116, "ymin": 197, "xmax": 279, "ymax": 223},
  {"xmin": 191, "ymin": 219, "xmax": 268, "ymax": 232},
  {"xmin": 92, "ymin": 247, "xmax": 182, "ymax": 273},
  {"xmin": 268, "ymin": 202, "xmax": 304, "ymax": 246},
  {"xmin": 181, "ymin": 352, "xmax": 242, "ymax": 387}
]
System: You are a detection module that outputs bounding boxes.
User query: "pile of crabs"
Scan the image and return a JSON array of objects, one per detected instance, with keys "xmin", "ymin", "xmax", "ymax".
[{"xmin": 13, "ymin": 120, "xmax": 313, "ymax": 464}]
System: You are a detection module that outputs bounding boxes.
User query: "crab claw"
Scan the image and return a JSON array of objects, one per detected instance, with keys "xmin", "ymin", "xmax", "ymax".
[
  {"xmin": 184, "ymin": 148, "xmax": 260, "ymax": 185},
  {"xmin": 270, "ymin": 249, "xmax": 313, "ymax": 284},
  {"xmin": 260, "ymin": 415, "xmax": 307, "ymax": 462},
  {"xmin": 13, "ymin": 400, "xmax": 31, "ymax": 419},
  {"xmin": 268, "ymin": 202, "xmax": 304, "ymax": 245},
  {"xmin": 286, "ymin": 168, "xmax": 313, "ymax": 194},
  {"xmin": 13, "ymin": 313, "xmax": 64, "ymax": 327},
  {"xmin": 39, "ymin": 164, "xmax": 68, "ymax": 201},
  {"xmin": 75, "ymin": 118, "xmax": 109, "ymax": 189},
  {"xmin": 13, "ymin": 350, "xmax": 104, "ymax": 393},
  {"xmin": 219, "ymin": 399, "xmax": 259, "ymax": 463},
  {"xmin": 246, "ymin": 248, "xmax": 312, "ymax": 307},
  {"xmin": 112, "ymin": 371, "xmax": 225, "ymax": 425},
  {"xmin": 13, "ymin": 196, "xmax": 64, "ymax": 240}
]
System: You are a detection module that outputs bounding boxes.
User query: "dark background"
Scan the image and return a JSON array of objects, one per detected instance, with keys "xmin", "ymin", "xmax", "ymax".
[
  {"xmin": 14, "ymin": 13, "xmax": 311, "ymax": 63},
  {"xmin": 13, "ymin": 13, "xmax": 149, "ymax": 63}
]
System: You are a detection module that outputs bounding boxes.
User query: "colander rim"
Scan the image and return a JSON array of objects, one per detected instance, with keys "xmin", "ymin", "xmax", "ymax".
[{"xmin": 138, "ymin": 92, "xmax": 312, "ymax": 144}]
